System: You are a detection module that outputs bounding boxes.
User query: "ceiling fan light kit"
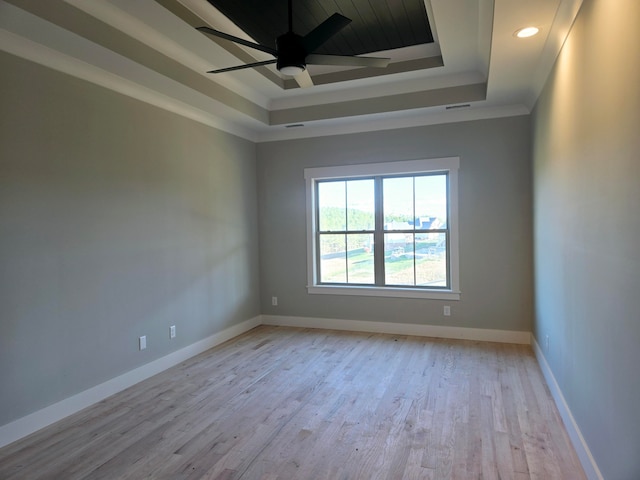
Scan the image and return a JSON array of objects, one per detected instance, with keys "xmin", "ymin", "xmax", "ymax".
[
  {"xmin": 276, "ymin": 31, "xmax": 307, "ymax": 76},
  {"xmin": 197, "ymin": 0, "xmax": 390, "ymax": 86},
  {"xmin": 279, "ymin": 65, "xmax": 305, "ymax": 76}
]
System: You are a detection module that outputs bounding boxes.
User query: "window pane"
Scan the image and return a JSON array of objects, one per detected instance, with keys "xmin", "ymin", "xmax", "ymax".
[
  {"xmin": 346, "ymin": 234, "xmax": 374, "ymax": 284},
  {"xmin": 318, "ymin": 181, "xmax": 345, "ymax": 231},
  {"xmin": 415, "ymin": 175, "xmax": 448, "ymax": 229},
  {"xmin": 415, "ymin": 232, "xmax": 447, "ymax": 286},
  {"xmin": 346, "ymin": 180, "xmax": 374, "ymax": 231},
  {"xmin": 383, "ymin": 177, "xmax": 414, "ymax": 230},
  {"xmin": 384, "ymin": 233, "xmax": 415, "ymax": 285},
  {"xmin": 319, "ymin": 234, "xmax": 346, "ymax": 283}
]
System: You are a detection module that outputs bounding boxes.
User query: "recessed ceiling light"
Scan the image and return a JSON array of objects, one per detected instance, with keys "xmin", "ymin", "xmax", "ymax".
[{"xmin": 515, "ymin": 27, "xmax": 540, "ymax": 38}]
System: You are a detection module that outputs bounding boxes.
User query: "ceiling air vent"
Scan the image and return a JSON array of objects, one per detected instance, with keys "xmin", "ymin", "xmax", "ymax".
[{"xmin": 446, "ymin": 104, "xmax": 471, "ymax": 110}]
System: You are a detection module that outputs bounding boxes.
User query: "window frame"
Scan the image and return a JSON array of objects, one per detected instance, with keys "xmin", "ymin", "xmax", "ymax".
[{"xmin": 305, "ymin": 157, "xmax": 460, "ymax": 300}]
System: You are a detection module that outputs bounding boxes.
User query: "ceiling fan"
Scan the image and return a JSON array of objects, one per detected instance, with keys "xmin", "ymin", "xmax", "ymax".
[{"xmin": 196, "ymin": 0, "xmax": 390, "ymax": 87}]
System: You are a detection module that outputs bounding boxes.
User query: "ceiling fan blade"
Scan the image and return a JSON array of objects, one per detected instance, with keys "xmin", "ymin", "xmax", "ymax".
[
  {"xmin": 306, "ymin": 54, "xmax": 390, "ymax": 68},
  {"xmin": 206, "ymin": 59, "xmax": 277, "ymax": 74},
  {"xmin": 294, "ymin": 69, "xmax": 314, "ymax": 88},
  {"xmin": 302, "ymin": 13, "xmax": 351, "ymax": 53},
  {"xmin": 196, "ymin": 27, "xmax": 277, "ymax": 56}
]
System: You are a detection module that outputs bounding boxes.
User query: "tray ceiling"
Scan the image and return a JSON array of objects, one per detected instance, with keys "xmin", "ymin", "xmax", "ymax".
[{"xmin": 0, "ymin": 0, "xmax": 584, "ymax": 142}]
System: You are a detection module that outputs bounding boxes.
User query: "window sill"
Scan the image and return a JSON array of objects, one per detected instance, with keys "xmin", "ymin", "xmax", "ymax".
[{"xmin": 307, "ymin": 285, "xmax": 461, "ymax": 300}]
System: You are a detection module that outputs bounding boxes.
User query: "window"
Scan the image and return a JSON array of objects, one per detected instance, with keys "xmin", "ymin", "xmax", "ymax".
[{"xmin": 305, "ymin": 157, "xmax": 460, "ymax": 300}]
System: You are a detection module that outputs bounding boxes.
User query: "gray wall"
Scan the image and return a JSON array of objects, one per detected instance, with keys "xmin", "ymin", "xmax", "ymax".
[
  {"xmin": 257, "ymin": 116, "xmax": 533, "ymax": 332},
  {"xmin": 531, "ymin": 0, "xmax": 640, "ymax": 478},
  {"xmin": 0, "ymin": 52, "xmax": 261, "ymax": 426}
]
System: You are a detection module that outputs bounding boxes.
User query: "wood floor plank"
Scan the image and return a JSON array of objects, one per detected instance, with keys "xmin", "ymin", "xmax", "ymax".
[{"xmin": 0, "ymin": 326, "xmax": 586, "ymax": 479}]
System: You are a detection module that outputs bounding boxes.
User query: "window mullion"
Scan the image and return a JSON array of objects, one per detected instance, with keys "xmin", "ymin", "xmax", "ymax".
[
  {"xmin": 412, "ymin": 176, "xmax": 417, "ymax": 286},
  {"xmin": 343, "ymin": 182, "xmax": 347, "ymax": 283},
  {"xmin": 374, "ymin": 176, "xmax": 385, "ymax": 285},
  {"xmin": 344, "ymin": 233, "xmax": 348, "ymax": 284}
]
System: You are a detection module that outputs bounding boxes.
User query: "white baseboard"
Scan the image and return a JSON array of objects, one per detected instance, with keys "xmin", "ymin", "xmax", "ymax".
[
  {"xmin": 532, "ymin": 337, "xmax": 603, "ymax": 480},
  {"xmin": 0, "ymin": 316, "xmax": 261, "ymax": 449},
  {"xmin": 261, "ymin": 314, "xmax": 531, "ymax": 344}
]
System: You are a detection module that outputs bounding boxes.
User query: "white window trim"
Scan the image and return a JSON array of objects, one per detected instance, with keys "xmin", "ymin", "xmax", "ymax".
[{"xmin": 304, "ymin": 157, "xmax": 460, "ymax": 300}]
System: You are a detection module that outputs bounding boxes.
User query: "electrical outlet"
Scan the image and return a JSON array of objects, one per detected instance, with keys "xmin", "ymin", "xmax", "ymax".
[
  {"xmin": 272, "ymin": 296, "xmax": 278, "ymax": 306},
  {"xmin": 443, "ymin": 305, "xmax": 451, "ymax": 316},
  {"xmin": 139, "ymin": 335, "xmax": 147, "ymax": 350},
  {"xmin": 170, "ymin": 325, "xmax": 176, "ymax": 339}
]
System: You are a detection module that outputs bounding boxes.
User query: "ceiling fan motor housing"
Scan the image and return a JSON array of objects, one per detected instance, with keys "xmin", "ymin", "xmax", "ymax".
[{"xmin": 276, "ymin": 31, "xmax": 307, "ymax": 73}]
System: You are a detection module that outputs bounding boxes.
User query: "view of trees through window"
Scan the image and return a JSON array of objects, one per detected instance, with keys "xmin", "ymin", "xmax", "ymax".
[{"xmin": 317, "ymin": 174, "xmax": 449, "ymax": 288}]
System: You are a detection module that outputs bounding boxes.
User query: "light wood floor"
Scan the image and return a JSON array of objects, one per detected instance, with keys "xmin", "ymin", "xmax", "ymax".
[{"xmin": 0, "ymin": 326, "xmax": 585, "ymax": 479}]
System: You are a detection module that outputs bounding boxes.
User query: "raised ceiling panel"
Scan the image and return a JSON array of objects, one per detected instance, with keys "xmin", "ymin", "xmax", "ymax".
[{"xmin": 205, "ymin": 0, "xmax": 434, "ymax": 56}]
